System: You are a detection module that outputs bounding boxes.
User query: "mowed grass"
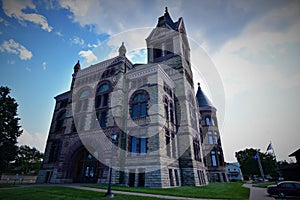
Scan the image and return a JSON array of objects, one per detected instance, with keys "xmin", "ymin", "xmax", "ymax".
[
  {"xmin": 87, "ymin": 182, "xmax": 250, "ymax": 199},
  {"xmin": 0, "ymin": 186, "xmax": 166, "ymax": 200},
  {"xmin": 253, "ymin": 182, "xmax": 276, "ymax": 188}
]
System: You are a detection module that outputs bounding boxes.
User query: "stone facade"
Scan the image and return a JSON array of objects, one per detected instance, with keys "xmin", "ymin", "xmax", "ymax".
[{"xmin": 37, "ymin": 8, "xmax": 225, "ymax": 187}]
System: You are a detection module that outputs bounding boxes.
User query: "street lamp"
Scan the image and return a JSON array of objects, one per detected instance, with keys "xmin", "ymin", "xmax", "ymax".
[{"xmin": 105, "ymin": 133, "xmax": 117, "ymax": 198}]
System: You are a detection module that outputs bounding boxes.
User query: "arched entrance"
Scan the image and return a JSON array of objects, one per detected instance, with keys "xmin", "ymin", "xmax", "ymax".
[{"xmin": 73, "ymin": 147, "xmax": 99, "ymax": 183}]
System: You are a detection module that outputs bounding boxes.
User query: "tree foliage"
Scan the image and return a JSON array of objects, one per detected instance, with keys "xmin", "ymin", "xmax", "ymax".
[
  {"xmin": 0, "ymin": 86, "xmax": 23, "ymax": 173},
  {"xmin": 235, "ymin": 148, "xmax": 278, "ymax": 179},
  {"xmin": 13, "ymin": 145, "xmax": 44, "ymax": 174}
]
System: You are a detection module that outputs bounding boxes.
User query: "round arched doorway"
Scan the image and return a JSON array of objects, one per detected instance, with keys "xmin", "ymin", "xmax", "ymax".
[{"xmin": 73, "ymin": 147, "xmax": 99, "ymax": 183}]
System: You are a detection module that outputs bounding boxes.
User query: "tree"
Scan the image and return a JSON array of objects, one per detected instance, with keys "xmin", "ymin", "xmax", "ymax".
[
  {"xmin": 13, "ymin": 145, "xmax": 44, "ymax": 174},
  {"xmin": 235, "ymin": 148, "xmax": 278, "ymax": 180},
  {"xmin": 0, "ymin": 86, "xmax": 23, "ymax": 173}
]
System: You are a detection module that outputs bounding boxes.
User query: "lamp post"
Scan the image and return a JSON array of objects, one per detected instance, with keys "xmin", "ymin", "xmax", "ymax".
[{"xmin": 105, "ymin": 133, "xmax": 117, "ymax": 198}]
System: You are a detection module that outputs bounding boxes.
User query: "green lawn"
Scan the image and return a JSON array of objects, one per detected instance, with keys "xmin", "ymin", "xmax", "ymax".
[
  {"xmin": 0, "ymin": 184, "xmax": 15, "ymax": 188},
  {"xmin": 86, "ymin": 182, "xmax": 250, "ymax": 199},
  {"xmin": 0, "ymin": 186, "xmax": 166, "ymax": 200},
  {"xmin": 253, "ymin": 182, "xmax": 276, "ymax": 188}
]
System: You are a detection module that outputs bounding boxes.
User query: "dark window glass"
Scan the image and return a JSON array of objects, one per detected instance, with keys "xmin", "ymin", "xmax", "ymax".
[
  {"xmin": 130, "ymin": 91, "xmax": 149, "ymax": 119},
  {"xmin": 131, "ymin": 137, "xmax": 137, "ymax": 156}
]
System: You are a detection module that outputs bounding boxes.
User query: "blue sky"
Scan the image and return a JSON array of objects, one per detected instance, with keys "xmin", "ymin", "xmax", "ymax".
[{"xmin": 0, "ymin": 0, "xmax": 300, "ymax": 162}]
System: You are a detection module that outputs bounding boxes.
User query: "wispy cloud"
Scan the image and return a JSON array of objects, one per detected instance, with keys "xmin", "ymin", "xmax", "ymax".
[
  {"xmin": 71, "ymin": 36, "xmax": 84, "ymax": 46},
  {"xmin": 78, "ymin": 50, "xmax": 97, "ymax": 63},
  {"xmin": 25, "ymin": 67, "xmax": 31, "ymax": 72},
  {"xmin": 42, "ymin": 61, "xmax": 47, "ymax": 70},
  {"xmin": 2, "ymin": 0, "xmax": 53, "ymax": 32},
  {"xmin": 55, "ymin": 31, "xmax": 63, "ymax": 37},
  {"xmin": 0, "ymin": 39, "xmax": 33, "ymax": 60}
]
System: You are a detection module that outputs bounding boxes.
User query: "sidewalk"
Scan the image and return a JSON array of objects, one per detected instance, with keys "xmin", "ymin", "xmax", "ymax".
[{"xmin": 243, "ymin": 182, "xmax": 274, "ymax": 200}]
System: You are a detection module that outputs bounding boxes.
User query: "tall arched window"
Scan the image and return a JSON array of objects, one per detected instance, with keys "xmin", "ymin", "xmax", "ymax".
[
  {"xmin": 95, "ymin": 82, "xmax": 111, "ymax": 128},
  {"xmin": 205, "ymin": 117, "xmax": 210, "ymax": 126},
  {"xmin": 170, "ymin": 102, "xmax": 174, "ymax": 124},
  {"xmin": 130, "ymin": 90, "xmax": 149, "ymax": 119},
  {"xmin": 76, "ymin": 90, "xmax": 90, "ymax": 113},
  {"xmin": 55, "ymin": 111, "xmax": 66, "ymax": 132},
  {"xmin": 211, "ymin": 151, "xmax": 217, "ymax": 167},
  {"xmin": 164, "ymin": 96, "xmax": 169, "ymax": 121}
]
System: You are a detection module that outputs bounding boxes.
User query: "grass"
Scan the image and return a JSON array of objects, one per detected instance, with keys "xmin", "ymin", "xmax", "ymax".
[
  {"xmin": 0, "ymin": 186, "xmax": 166, "ymax": 200},
  {"xmin": 86, "ymin": 182, "xmax": 250, "ymax": 199},
  {"xmin": 0, "ymin": 184, "xmax": 16, "ymax": 188},
  {"xmin": 252, "ymin": 182, "xmax": 276, "ymax": 188}
]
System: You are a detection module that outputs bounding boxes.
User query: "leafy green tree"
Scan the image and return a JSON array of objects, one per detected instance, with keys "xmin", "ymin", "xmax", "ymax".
[
  {"xmin": 235, "ymin": 148, "xmax": 278, "ymax": 179},
  {"xmin": 0, "ymin": 86, "xmax": 23, "ymax": 173},
  {"xmin": 14, "ymin": 145, "xmax": 44, "ymax": 174}
]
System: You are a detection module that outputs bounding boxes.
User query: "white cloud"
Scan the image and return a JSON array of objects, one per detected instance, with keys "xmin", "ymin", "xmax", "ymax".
[
  {"xmin": 59, "ymin": 0, "xmax": 159, "ymax": 34},
  {"xmin": 55, "ymin": 31, "xmax": 63, "ymax": 37},
  {"xmin": 0, "ymin": 39, "xmax": 33, "ymax": 60},
  {"xmin": 25, "ymin": 67, "xmax": 31, "ymax": 72},
  {"xmin": 42, "ymin": 61, "xmax": 47, "ymax": 70},
  {"xmin": 71, "ymin": 36, "xmax": 84, "ymax": 45},
  {"xmin": 212, "ymin": 1, "xmax": 300, "ymax": 99},
  {"xmin": 78, "ymin": 50, "xmax": 97, "ymax": 63},
  {"xmin": 18, "ymin": 129, "xmax": 46, "ymax": 152},
  {"xmin": 2, "ymin": 0, "xmax": 53, "ymax": 32}
]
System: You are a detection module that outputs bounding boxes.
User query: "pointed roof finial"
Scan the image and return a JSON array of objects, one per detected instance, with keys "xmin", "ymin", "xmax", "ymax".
[
  {"xmin": 118, "ymin": 42, "xmax": 126, "ymax": 56},
  {"xmin": 74, "ymin": 60, "xmax": 80, "ymax": 73},
  {"xmin": 165, "ymin": 7, "xmax": 168, "ymax": 13},
  {"xmin": 198, "ymin": 82, "xmax": 201, "ymax": 88}
]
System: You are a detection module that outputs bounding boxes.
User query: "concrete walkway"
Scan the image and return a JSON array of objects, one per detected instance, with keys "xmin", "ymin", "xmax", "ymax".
[{"xmin": 243, "ymin": 182, "xmax": 273, "ymax": 200}]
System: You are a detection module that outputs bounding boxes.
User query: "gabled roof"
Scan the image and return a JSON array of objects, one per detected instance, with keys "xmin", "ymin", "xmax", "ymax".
[
  {"xmin": 196, "ymin": 83, "xmax": 215, "ymax": 108},
  {"xmin": 156, "ymin": 7, "xmax": 182, "ymax": 31}
]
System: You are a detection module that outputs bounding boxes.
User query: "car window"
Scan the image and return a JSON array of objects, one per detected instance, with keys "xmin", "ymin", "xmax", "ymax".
[
  {"xmin": 295, "ymin": 183, "xmax": 300, "ymax": 189},
  {"xmin": 280, "ymin": 183, "xmax": 294, "ymax": 188}
]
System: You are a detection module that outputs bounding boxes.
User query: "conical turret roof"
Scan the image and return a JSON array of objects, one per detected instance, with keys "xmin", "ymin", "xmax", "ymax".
[{"xmin": 196, "ymin": 83, "xmax": 215, "ymax": 108}]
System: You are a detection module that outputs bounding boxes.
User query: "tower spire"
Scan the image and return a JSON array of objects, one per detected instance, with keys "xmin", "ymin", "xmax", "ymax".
[{"xmin": 118, "ymin": 42, "xmax": 126, "ymax": 56}]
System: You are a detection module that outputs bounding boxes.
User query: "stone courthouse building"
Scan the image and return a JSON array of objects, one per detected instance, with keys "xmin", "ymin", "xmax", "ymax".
[{"xmin": 37, "ymin": 8, "xmax": 227, "ymax": 187}]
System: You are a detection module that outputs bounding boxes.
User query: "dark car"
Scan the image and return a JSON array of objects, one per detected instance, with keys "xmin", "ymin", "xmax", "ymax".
[{"xmin": 267, "ymin": 181, "xmax": 300, "ymax": 198}]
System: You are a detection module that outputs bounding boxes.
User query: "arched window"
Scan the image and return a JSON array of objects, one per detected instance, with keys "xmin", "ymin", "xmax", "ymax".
[
  {"xmin": 164, "ymin": 96, "xmax": 169, "ymax": 121},
  {"xmin": 76, "ymin": 90, "xmax": 90, "ymax": 113},
  {"xmin": 211, "ymin": 118, "xmax": 216, "ymax": 126},
  {"xmin": 208, "ymin": 131, "xmax": 213, "ymax": 144},
  {"xmin": 205, "ymin": 117, "xmax": 210, "ymax": 126},
  {"xmin": 130, "ymin": 90, "xmax": 149, "ymax": 119},
  {"xmin": 55, "ymin": 111, "xmax": 66, "ymax": 132},
  {"xmin": 211, "ymin": 151, "xmax": 217, "ymax": 167},
  {"xmin": 95, "ymin": 83, "xmax": 110, "ymax": 108},
  {"xmin": 193, "ymin": 136, "xmax": 201, "ymax": 162},
  {"xmin": 95, "ymin": 82, "xmax": 111, "ymax": 128},
  {"xmin": 170, "ymin": 102, "xmax": 174, "ymax": 124}
]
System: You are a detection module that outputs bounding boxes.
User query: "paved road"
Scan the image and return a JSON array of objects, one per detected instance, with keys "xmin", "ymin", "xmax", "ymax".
[{"xmin": 243, "ymin": 183, "xmax": 300, "ymax": 200}]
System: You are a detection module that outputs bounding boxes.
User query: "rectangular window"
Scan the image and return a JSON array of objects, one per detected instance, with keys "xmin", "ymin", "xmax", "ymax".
[
  {"xmin": 209, "ymin": 135, "xmax": 213, "ymax": 144},
  {"xmin": 174, "ymin": 169, "xmax": 179, "ymax": 186},
  {"xmin": 140, "ymin": 138, "xmax": 147, "ymax": 154},
  {"xmin": 169, "ymin": 169, "xmax": 174, "ymax": 186},
  {"xmin": 100, "ymin": 111, "xmax": 107, "ymax": 128},
  {"xmin": 131, "ymin": 137, "xmax": 137, "ymax": 156},
  {"xmin": 165, "ymin": 130, "xmax": 171, "ymax": 157},
  {"xmin": 171, "ymin": 133, "xmax": 176, "ymax": 158}
]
